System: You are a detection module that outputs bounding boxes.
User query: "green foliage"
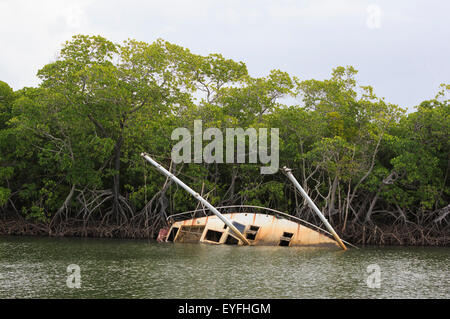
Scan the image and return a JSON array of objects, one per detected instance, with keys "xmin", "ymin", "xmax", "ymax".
[{"xmin": 0, "ymin": 35, "xmax": 448, "ymax": 233}]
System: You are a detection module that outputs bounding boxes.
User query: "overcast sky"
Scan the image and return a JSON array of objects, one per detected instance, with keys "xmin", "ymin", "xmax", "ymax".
[{"xmin": 0, "ymin": 0, "xmax": 449, "ymax": 110}]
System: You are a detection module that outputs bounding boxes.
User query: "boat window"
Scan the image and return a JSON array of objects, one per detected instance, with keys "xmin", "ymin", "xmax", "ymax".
[
  {"xmin": 245, "ymin": 225, "xmax": 260, "ymax": 240},
  {"xmin": 279, "ymin": 239, "xmax": 290, "ymax": 246},
  {"xmin": 176, "ymin": 225, "xmax": 205, "ymax": 243},
  {"xmin": 279, "ymin": 232, "xmax": 294, "ymax": 246},
  {"xmin": 224, "ymin": 235, "xmax": 239, "ymax": 245},
  {"xmin": 167, "ymin": 227, "xmax": 179, "ymax": 242},
  {"xmin": 231, "ymin": 221, "xmax": 246, "ymax": 234},
  {"xmin": 205, "ymin": 229, "xmax": 223, "ymax": 243},
  {"xmin": 246, "ymin": 233, "xmax": 256, "ymax": 240}
]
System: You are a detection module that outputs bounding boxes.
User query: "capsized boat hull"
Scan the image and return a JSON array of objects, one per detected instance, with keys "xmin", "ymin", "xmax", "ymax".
[{"xmin": 165, "ymin": 212, "xmax": 340, "ymax": 248}]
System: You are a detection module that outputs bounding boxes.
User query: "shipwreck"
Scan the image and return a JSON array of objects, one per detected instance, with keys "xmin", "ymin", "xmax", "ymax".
[{"xmin": 141, "ymin": 153, "xmax": 353, "ymax": 250}]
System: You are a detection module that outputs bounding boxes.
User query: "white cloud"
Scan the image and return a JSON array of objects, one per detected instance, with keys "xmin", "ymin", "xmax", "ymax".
[
  {"xmin": 265, "ymin": 0, "xmax": 364, "ymax": 20},
  {"xmin": 0, "ymin": 0, "xmax": 93, "ymax": 88}
]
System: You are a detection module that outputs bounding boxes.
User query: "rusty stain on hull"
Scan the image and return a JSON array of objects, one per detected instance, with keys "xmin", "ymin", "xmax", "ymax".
[{"xmin": 166, "ymin": 212, "xmax": 340, "ymax": 248}]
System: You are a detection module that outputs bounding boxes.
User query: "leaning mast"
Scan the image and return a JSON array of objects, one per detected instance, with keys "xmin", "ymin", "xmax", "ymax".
[{"xmin": 141, "ymin": 153, "xmax": 251, "ymax": 245}]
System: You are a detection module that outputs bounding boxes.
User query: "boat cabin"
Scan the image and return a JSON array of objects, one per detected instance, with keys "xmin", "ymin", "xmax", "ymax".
[{"xmin": 164, "ymin": 207, "xmax": 340, "ymax": 248}]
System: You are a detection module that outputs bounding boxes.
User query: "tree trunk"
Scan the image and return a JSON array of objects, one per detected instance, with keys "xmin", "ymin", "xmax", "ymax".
[
  {"xmin": 112, "ymin": 134, "xmax": 124, "ymax": 217},
  {"xmin": 328, "ymin": 175, "xmax": 338, "ymax": 216},
  {"xmin": 365, "ymin": 188, "xmax": 381, "ymax": 224}
]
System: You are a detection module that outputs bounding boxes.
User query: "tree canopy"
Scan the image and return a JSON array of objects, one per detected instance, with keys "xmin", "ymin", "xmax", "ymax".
[{"xmin": 0, "ymin": 35, "xmax": 448, "ymax": 245}]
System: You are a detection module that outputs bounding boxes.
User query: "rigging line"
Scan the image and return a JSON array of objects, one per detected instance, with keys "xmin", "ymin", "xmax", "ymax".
[
  {"xmin": 146, "ymin": 159, "xmax": 211, "ymax": 183},
  {"xmin": 144, "ymin": 152, "xmax": 172, "ymax": 160}
]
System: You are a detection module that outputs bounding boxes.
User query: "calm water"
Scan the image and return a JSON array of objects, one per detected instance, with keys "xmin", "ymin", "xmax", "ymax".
[{"xmin": 0, "ymin": 236, "xmax": 448, "ymax": 299}]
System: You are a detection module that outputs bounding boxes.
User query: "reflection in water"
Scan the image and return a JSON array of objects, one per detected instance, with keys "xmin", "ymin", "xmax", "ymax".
[{"xmin": 0, "ymin": 236, "xmax": 449, "ymax": 298}]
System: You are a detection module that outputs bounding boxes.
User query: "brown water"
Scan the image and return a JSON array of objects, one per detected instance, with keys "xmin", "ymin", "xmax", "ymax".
[{"xmin": 0, "ymin": 236, "xmax": 448, "ymax": 298}]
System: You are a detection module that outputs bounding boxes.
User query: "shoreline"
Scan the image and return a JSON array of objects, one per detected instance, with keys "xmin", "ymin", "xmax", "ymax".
[{"xmin": 1, "ymin": 217, "xmax": 448, "ymax": 247}]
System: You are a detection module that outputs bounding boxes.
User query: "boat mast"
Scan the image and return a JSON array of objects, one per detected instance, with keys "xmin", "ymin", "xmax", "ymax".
[
  {"xmin": 282, "ymin": 166, "xmax": 347, "ymax": 250},
  {"xmin": 141, "ymin": 153, "xmax": 251, "ymax": 245}
]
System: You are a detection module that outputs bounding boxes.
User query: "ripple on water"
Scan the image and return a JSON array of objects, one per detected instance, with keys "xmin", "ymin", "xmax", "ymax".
[{"xmin": 0, "ymin": 237, "xmax": 449, "ymax": 298}]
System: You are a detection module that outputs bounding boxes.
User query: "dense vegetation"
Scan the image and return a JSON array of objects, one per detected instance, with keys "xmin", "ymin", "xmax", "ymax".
[{"xmin": 0, "ymin": 35, "xmax": 448, "ymax": 245}]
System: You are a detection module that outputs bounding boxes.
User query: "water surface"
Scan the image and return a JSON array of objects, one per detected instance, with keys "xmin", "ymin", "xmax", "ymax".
[{"xmin": 0, "ymin": 236, "xmax": 448, "ymax": 298}]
